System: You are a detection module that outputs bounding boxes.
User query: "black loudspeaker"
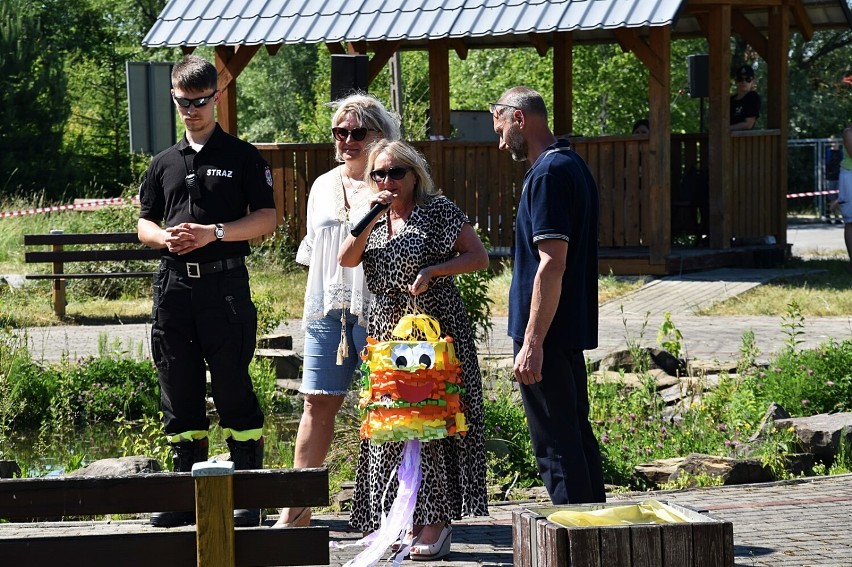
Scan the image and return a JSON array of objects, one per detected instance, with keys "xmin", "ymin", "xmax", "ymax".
[
  {"xmin": 687, "ymin": 54, "xmax": 709, "ymax": 98},
  {"xmin": 331, "ymin": 55, "xmax": 369, "ymax": 101}
]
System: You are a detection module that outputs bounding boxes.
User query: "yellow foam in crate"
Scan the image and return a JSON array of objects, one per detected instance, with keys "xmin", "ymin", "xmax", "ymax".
[{"xmin": 547, "ymin": 499, "xmax": 692, "ymax": 527}]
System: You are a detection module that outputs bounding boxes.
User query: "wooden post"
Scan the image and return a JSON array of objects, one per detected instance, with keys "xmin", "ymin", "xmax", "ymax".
[
  {"xmin": 49, "ymin": 229, "xmax": 65, "ymax": 318},
  {"xmin": 193, "ymin": 460, "xmax": 235, "ymax": 567}
]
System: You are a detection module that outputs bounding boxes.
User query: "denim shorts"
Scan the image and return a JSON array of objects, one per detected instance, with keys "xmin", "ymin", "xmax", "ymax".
[{"xmin": 301, "ymin": 309, "xmax": 367, "ymax": 395}]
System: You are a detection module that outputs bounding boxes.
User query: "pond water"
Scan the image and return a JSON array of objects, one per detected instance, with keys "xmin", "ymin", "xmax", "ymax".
[{"xmin": 6, "ymin": 413, "xmax": 302, "ymax": 477}]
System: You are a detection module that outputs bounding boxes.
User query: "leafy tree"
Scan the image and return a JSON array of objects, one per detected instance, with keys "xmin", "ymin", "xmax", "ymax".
[
  {"xmin": 787, "ymin": 30, "xmax": 852, "ymax": 138},
  {"xmin": 0, "ymin": 0, "xmax": 69, "ymax": 197},
  {"xmin": 238, "ymin": 45, "xmax": 320, "ymax": 143}
]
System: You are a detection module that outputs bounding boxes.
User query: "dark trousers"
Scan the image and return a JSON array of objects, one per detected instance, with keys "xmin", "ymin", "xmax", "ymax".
[
  {"xmin": 514, "ymin": 339, "xmax": 605, "ymax": 504},
  {"xmin": 151, "ymin": 264, "xmax": 263, "ymax": 435}
]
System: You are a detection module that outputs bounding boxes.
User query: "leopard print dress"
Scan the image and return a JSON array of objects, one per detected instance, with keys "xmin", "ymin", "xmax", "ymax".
[{"xmin": 348, "ymin": 196, "xmax": 489, "ymax": 532}]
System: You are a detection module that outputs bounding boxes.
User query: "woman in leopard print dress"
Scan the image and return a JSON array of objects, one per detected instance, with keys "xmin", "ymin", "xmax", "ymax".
[{"xmin": 340, "ymin": 140, "xmax": 490, "ymax": 560}]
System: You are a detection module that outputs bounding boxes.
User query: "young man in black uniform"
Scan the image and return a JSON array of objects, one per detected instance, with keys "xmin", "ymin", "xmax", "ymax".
[{"xmin": 137, "ymin": 55, "xmax": 277, "ymax": 527}]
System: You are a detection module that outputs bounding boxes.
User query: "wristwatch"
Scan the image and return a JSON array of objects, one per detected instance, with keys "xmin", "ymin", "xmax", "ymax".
[{"xmin": 214, "ymin": 223, "xmax": 225, "ymax": 241}]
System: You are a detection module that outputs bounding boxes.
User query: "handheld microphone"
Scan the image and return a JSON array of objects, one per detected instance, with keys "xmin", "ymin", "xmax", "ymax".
[{"xmin": 350, "ymin": 202, "xmax": 390, "ymax": 237}]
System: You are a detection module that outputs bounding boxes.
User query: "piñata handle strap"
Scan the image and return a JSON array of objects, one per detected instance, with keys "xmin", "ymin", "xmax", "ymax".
[{"xmin": 391, "ymin": 313, "xmax": 441, "ymax": 341}]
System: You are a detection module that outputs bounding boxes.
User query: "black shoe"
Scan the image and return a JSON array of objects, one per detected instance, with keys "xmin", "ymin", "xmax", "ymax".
[
  {"xmin": 233, "ymin": 508, "xmax": 261, "ymax": 527},
  {"xmin": 149, "ymin": 438, "xmax": 209, "ymax": 528},
  {"xmin": 227, "ymin": 437, "xmax": 264, "ymax": 527},
  {"xmin": 150, "ymin": 510, "xmax": 195, "ymax": 527}
]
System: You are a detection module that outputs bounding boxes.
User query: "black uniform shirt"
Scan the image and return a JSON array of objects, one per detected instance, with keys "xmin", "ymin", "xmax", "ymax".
[{"xmin": 139, "ymin": 124, "xmax": 275, "ymax": 263}]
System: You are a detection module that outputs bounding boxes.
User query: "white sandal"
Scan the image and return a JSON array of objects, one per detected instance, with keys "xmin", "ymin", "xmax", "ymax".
[{"xmin": 409, "ymin": 525, "xmax": 451, "ymax": 561}]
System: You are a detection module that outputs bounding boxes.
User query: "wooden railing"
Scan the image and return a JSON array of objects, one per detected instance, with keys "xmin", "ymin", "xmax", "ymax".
[{"xmin": 256, "ymin": 131, "xmax": 784, "ymax": 252}]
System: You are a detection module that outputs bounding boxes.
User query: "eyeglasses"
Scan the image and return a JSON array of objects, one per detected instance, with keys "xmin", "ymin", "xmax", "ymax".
[
  {"xmin": 735, "ymin": 77, "xmax": 753, "ymax": 83},
  {"xmin": 173, "ymin": 91, "xmax": 217, "ymax": 108},
  {"xmin": 369, "ymin": 167, "xmax": 410, "ymax": 182},
  {"xmin": 332, "ymin": 127, "xmax": 377, "ymax": 142},
  {"xmin": 489, "ymin": 102, "xmax": 519, "ymax": 114}
]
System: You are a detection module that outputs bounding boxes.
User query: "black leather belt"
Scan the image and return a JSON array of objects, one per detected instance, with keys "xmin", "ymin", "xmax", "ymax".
[{"xmin": 164, "ymin": 256, "xmax": 245, "ymax": 278}]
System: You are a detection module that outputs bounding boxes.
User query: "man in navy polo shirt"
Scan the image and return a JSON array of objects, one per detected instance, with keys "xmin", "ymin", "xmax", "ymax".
[
  {"xmin": 491, "ymin": 87, "xmax": 605, "ymax": 504},
  {"xmin": 138, "ymin": 55, "xmax": 276, "ymax": 527}
]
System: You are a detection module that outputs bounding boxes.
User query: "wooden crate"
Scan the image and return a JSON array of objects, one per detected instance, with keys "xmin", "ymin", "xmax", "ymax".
[{"xmin": 512, "ymin": 501, "xmax": 733, "ymax": 567}]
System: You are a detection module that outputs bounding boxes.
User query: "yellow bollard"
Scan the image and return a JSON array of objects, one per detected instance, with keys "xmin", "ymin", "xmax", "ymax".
[{"xmin": 192, "ymin": 460, "xmax": 235, "ymax": 567}]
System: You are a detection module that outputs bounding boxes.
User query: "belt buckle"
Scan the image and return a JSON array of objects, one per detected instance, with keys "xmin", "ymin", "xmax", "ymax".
[{"xmin": 186, "ymin": 262, "xmax": 201, "ymax": 278}]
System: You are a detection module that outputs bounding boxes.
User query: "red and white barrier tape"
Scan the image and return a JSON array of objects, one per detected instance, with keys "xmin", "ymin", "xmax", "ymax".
[
  {"xmin": 786, "ymin": 189, "xmax": 839, "ymax": 199},
  {"xmin": 0, "ymin": 197, "xmax": 137, "ymax": 218}
]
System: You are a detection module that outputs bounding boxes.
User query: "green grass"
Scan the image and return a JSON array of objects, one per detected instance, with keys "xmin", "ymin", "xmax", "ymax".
[
  {"xmin": 698, "ymin": 257, "xmax": 852, "ymax": 316},
  {"xmin": 2, "ymin": 197, "xmax": 849, "ymax": 325}
]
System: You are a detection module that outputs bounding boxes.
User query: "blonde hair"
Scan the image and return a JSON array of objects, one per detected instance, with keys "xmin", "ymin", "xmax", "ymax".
[
  {"xmin": 365, "ymin": 140, "xmax": 441, "ymax": 206},
  {"xmin": 329, "ymin": 93, "xmax": 401, "ymax": 161}
]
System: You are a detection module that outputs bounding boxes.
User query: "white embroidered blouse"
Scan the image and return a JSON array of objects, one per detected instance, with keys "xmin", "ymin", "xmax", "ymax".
[{"xmin": 296, "ymin": 166, "xmax": 372, "ymax": 327}]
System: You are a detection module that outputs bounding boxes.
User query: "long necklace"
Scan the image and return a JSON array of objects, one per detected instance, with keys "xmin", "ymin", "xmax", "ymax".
[{"xmin": 340, "ymin": 167, "xmax": 368, "ymax": 208}]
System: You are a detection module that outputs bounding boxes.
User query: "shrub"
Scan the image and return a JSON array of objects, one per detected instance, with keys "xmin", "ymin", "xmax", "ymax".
[
  {"xmin": 63, "ymin": 356, "xmax": 159, "ymax": 424},
  {"xmin": 757, "ymin": 339, "xmax": 852, "ymax": 415},
  {"xmin": 482, "ymin": 377, "xmax": 539, "ymax": 489}
]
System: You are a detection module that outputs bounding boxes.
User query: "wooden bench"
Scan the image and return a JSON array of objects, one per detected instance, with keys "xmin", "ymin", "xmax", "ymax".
[
  {"xmin": 24, "ymin": 231, "xmax": 161, "ymax": 317},
  {"xmin": 0, "ymin": 466, "xmax": 329, "ymax": 567}
]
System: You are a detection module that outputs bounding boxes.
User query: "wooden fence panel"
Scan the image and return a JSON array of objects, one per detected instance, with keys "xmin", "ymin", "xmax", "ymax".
[
  {"xmin": 730, "ymin": 132, "xmax": 781, "ymax": 241},
  {"xmin": 256, "ymin": 134, "xmax": 780, "ymax": 254}
]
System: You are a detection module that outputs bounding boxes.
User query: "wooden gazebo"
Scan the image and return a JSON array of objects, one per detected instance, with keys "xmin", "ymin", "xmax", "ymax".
[{"xmin": 144, "ymin": 0, "xmax": 852, "ymax": 275}]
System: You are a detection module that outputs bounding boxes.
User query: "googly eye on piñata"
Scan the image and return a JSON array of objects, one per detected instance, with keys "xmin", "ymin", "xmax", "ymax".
[{"xmin": 358, "ymin": 312, "xmax": 466, "ymax": 444}]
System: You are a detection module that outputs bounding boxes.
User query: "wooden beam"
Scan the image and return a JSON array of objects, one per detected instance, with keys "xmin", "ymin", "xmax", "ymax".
[
  {"xmin": 707, "ymin": 5, "xmax": 732, "ymax": 249},
  {"xmin": 528, "ymin": 32, "xmax": 549, "ymax": 57},
  {"xmin": 0, "ymin": 469, "xmax": 328, "ymax": 517},
  {"xmin": 0, "ymin": 529, "xmax": 331, "ymax": 567},
  {"xmin": 613, "ymin": 28, "xmax": 665, "ymax": 85},
  {"xmin": 428, "ymin": 40, "xmax": 451, "ymax": 138},
  {"xmin": 347, "ymin": 41, "xmax": 367, "ymax": 54},
  {"xmin": 265, "ymin": 44, "xmax": 282, "ymax": 56},
  {"xmin": 368, "ymin": 41, "xmax": 401, "ymax": 83},
  {"xmin": 647, "ymin": 25, "xmax": 672, "ymax": 265},
  {"xmin": 214, "ymin": 43, "xmax": 261, "ymax": 135},
  {"xmin": 769, "ymin": 5, "xmax": 790, "ymax": 245},
  {"xmin": 552, "ymin": 31, "xmax": 573, "ymax": 137},
  {"xmin": 325, "ymin": 42, "xmax": 345, "ymax": 55},
  {"xmin": 181, "ymin": 46, "xmax": 195, "ymax": 55},
  {"xmin": 215, "ymin": 44, "xmax": 261, "ymax": 91},
  {"xmin": 450, "ymin": 38, "xmax": 469, "ymax": 60},
  {"xmin": 790, "ymin": 0, "xmax": 813, "ymax": 41},
  {"xmin": 731, "ymin": 8, "xmax": 768, "ymax": 59}
]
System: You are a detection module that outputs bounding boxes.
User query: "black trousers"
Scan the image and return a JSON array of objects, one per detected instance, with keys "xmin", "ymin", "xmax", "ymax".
[
  {"xmin": 151, "ymin": 263, "xmax": 263, "ymax": 436},
  {"xmin": 514, "ymin": 339, "xmax": 605, "ymax": 504}
]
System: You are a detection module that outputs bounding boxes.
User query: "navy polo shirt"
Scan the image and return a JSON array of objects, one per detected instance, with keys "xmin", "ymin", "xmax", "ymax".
[
  {"xmin": 508, "ymin": 139, "xmax": 599, "ymax": 350},
  {"xmin": 139, "ymin": 124, "xmax": 275, "ymax": 263}
]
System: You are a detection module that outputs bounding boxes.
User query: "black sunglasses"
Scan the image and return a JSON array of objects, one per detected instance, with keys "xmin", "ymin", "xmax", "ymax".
[
  {"xmin": 735, "ymin": 77, "xmax": 753, "ymax": 83},
  {"xmin": 370, "ymin": 167, "xmax": 410, "ymax": 182},
  {"xmin": 173, "ymin": 91, "xmax": 217, "ymax": 108},
  {"xmin": 332, "ymin": 127, "xmax": 376, "ymax": 142}
]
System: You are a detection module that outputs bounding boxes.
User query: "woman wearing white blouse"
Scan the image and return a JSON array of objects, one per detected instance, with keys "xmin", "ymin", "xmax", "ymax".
[{"xmin": 274, "ymin": 94, "xmax": 401, "ymax": 528}]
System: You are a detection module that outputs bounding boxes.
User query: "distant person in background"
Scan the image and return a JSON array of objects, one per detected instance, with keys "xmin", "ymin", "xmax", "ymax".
[
  {"xmin": 632, "ymin": 119, "xmax": 650, "ymax": 135},
  {"xmin": 824, "ymin": 135, "xmax": 842, "ymax": 224},
  {"xmin": 730, "ymin": 65, "xmax": 760, "ymax": 131},
  {"xmin": 830, "ymin": 124, "xmax": 852, "ymax": 272}
]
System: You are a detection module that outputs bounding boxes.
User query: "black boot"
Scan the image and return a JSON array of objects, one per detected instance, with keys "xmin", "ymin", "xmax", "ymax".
[
  {"xmin": 227, "ymin": 437, "xmax": 264, "ymax": 527},
  {"xmin": 150, "ymin": 438, "xmax": 209, "ymax": 527}
]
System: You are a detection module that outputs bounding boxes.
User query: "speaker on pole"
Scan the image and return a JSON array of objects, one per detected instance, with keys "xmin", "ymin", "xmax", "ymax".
[
  {"xmin": 687, "ymin": 54, "xmax": 709, "ymax": 99},
  {"xmin": 331, "ymin": 55, "xmax": 369, "ymax": 101}
]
